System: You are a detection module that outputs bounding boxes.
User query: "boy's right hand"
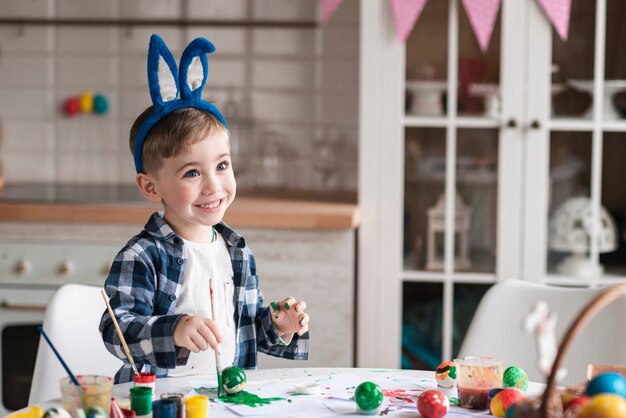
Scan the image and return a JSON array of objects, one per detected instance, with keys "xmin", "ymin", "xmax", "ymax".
[{"xmin": 173, "ymin": 315, "xmax": 222, "ymax": 353}]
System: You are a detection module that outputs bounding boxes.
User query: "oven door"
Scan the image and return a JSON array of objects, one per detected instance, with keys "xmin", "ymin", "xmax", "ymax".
[{"xmin": 0, "ymin": 286, "xmax": 50, "ymax": 414}]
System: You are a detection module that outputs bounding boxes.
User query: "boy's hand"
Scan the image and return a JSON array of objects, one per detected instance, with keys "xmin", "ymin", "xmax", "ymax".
[
  {"xmin": 173, "ymin": 315, "xmax": 222, "ymax": 353},
  {"xmin": 270, "ymin": 297, "xmax": 309, "ymax": 337}
]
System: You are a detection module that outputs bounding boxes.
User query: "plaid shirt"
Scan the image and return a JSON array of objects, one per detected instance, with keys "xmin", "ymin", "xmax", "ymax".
[{"xmin": 99, "ymin": 212, "xmax": 309, "ymax": 383}]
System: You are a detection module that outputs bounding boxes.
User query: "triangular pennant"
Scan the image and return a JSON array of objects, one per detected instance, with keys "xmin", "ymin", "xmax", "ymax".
[
  {"xmin": 390, "ymin": 0, "xmax": 429, "ymax": 43},
  {"xmin": 536, "ymin": 0, "xmax": 572, "ymax": 41},
  {"xmin": 462, "ymin": 0, "xmax": 501, "ymax": 53},
  {"xmin": 321, "ymin": 0, "xmax": 344, "ymax": 23}
]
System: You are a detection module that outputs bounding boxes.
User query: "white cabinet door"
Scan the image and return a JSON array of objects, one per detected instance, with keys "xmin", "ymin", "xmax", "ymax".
[
  {"xmin": 359, "ymin": 0, "xmax": 526, "ymax": 368},
  {"xmin": 523, "ymin": 0, "xmax": 626, "ymax": 286}
]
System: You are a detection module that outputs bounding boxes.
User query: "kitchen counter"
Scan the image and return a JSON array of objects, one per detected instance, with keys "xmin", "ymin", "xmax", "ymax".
[{"xmin": 0, "ymin": 184, "xmax": 359, "ymax": 229}]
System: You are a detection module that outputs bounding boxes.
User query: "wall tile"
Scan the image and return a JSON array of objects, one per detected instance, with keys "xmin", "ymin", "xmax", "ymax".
[
  {"xmin": 319, "ymin": 27, "xmax": 359, "ymax": 57},
  {"xmin": 57, "ymin": 119, "xmax": 120, "ymax": 155},
  {"xmin": 122, "ymin": 0, "xmax": 181, "ymax": 19},
  {"xmin": 253, "ymin": 60, "xmax": 311, "ymax": 89},
  {"xmin": 120, "ymin": 28, "xmax": 183, "ymax": 55},
  {"xmin": 56, "ymin": 154, "xmax": 120, "ymax": 183},
  {"xmin": 57, "ymin": 27, "xmax": 120, "ymax": 54},
  {"xmin": 0, "ymin": 26, "xmax": 54, "ymax": 53},
  {"xmin": 316, "ymin": 59, "xmax": 358, "ymax": 92},
  {"xmin": 252, "ymin": 0, "xmax": 316, "ymax": 21},
  {"xmin": 0, "ymin": 0, "xmax": 53, "ymax": 18},
  {"xmin": 319, "ymin": 93, "xmax": 358, "ymax": 125},
  {"xmin": 57, "ymin": 57, "xmax": 119, "ymax": 87},
  {"xmin": 185, "ymin": 28, "xmax": 246, "ymax": 55},
  {"xmin": 0, "ymin": 56, "xmax": 53, "ymax": 87},
  {"xmin": 252, "ymin": 92, "xmax": 313, "ymax": 124},
  {"xmin": 56, "ymin": 0, "xmax": 120, "ymax": 19},
  {"xmin": 0, "ymin": 90, "xmax": 53, "ymax": 119},
  {"xmin": 3, "ymin": 122, "xmax": 55, "ymax": 153},
  {"xmin": 203, "ymin": 59, "xmax": 245, "ymax": 89},
  {"xmin": 186, "ymin": 0, "xmax": 247, "ymax": 20},
  {"xmin": 252, "ymin": 29, "xmax": 314, "ymax": 56},
  {"xmin": 3, "ymin": 153, "xmax": 55, "ymax": 182}
]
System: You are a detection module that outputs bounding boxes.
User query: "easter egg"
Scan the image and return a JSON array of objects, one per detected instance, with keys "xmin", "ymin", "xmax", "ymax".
[
  {"xmin": 585, "ymin": 372, "xmax": 626, "ymax": 397},
  {"xmin": 490, "ymin": 388, "xmax": 525, "ymax": 417},
  {"xmin": 580, "ymin": 394, "xmax": 626, "ymax": 418},
  {"xmin": 63, "ymin": 97, "xmax": 80, "ymax": 116},
  {"xmin": 417, "ymin": 390, "xmax": 449, "ymax": 418},
  {"xmin": 435, "ymin": 360, "xmax": 457, "ymax": 389},
  {"xmin": 354, "ymin": 381, "xmax": 383, "ymax": 415},
  {"xmin": 93, "ymin": 94, "xmax": 109, "ymax": 114},
  {"xmin": 79, "ymin": 91, "xmax": 94, "ymax": 113},
  {"xmin": 564, "ymin": 395, "xmax": 589, "ymax": 417},
  {"xmin": 488, "ymin": 388, "xmax": 504, "ymax": 410},
  {"xmin": 503, "ymin": 366, "xmax": 529, "ymax": 392},
  {"xmin": 83, "ymin": 406, "xmax": 108, "ymax": 418},
  {"xmin": 43, "ymin": 407, "xmax": 71, "ymax": 418},
  {"xmin": 222, "ymin": 365, "xmax": 247, "ymax": 395}
]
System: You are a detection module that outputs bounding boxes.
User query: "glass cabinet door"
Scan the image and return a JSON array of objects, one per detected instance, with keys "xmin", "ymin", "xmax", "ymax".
[
  {"xmin": 526, "ymin": 0, "xmax": 626, "ymax": 285},
  {"xmin": 401, "ymin": 0, "xmax": 512, "ymax": 365}
]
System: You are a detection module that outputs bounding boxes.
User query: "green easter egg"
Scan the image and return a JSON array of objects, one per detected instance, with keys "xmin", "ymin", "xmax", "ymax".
[
  {"xmin": 93, "ymin": 94, "xmax": 109, "ymax": 114},
  {"xmin": 354, "ymin": 381, "xmax": 383, "ymax": 414},
  {"xmin": 503, "ymin": 366, "xmax": 529, "ymax": 392},
  {"xmin": 222, "ymin": 365, "xmax": 247, "ymax": 395}
]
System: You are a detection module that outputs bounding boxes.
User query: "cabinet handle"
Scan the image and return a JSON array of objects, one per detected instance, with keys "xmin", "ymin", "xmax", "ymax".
[
  {"xmin": 505, "ymin": 119, "xmax": 517, "ymax": 128},
  {"xmin": 530, "ymin": 120, "xmax": 541, "ymax": 129}
]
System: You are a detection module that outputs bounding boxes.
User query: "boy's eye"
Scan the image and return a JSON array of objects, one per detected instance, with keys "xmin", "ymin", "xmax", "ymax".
[
  {"xmin": 184, "ymin": 169, "xmax": 200, "ymax": 177},
  {"xmin": 217, "ymin": 161, "xmax": 229, "ymax": 171}
]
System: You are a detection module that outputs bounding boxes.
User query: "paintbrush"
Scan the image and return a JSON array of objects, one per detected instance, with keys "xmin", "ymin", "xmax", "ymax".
[
  {"xmin": 37, "ymin": 325, "xmax": 81, "ymax": 386},
  {"xmin": 101, "ymin": 290, "xmax": 140, "ymax": 376},
  {"xmin": 209, "ymin": 278, "xmax": 223, "ymax": 397}
]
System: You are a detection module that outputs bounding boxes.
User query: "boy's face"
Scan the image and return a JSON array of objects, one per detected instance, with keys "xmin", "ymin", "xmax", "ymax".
[{"xmin": 137, "ymin": 128, "xmax": 236, "ymax": 242}]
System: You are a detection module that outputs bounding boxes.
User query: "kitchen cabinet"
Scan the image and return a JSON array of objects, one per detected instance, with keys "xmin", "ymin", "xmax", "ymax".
[{"xmin": 358, "ymin": 0, "xmax": 626, "ymax": 370}]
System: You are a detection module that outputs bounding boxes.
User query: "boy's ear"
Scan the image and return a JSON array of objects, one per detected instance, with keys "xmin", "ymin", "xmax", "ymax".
[{"xmin": 136, "ymin": 173, "xmax": 162, "ymax": 203}]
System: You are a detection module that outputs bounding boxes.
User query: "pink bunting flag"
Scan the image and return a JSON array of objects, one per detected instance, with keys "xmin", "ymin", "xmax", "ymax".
[
  {"xmin": 321, "ymin": 0, "xmax": 344, "ymax": 23},
  {"xmin": 536, "ymin": 0, "xmax": 572, "ymax": 41},
  {"xmin": 461, "ymin": 0, "xmax": 502, "ymax": 53},
  {"xmin": 390, "ymin": 0, "xmax": 429, "ymax": 43}
]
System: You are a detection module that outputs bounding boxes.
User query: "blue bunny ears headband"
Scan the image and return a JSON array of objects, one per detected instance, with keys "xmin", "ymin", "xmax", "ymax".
[{"xmin": 133, "ymin": 34, "xmax": 228, "ymax": 173}]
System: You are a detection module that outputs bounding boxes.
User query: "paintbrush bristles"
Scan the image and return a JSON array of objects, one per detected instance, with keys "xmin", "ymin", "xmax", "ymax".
[{"xmin": 101, "ymin": 290, "xmax": 140, "ymax": 376}]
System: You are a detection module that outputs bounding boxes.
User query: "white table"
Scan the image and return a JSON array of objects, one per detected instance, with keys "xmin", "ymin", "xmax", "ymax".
[{"xmin": 25, "ymin": 368, "xmax": 546, "ymax": 417}]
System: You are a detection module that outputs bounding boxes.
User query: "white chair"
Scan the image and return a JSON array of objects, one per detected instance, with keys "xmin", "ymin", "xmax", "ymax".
[
  {"xmin": 28, "ymin": 284, "xmax": 122, "ymax": 405},
  {"xmin": 458, "ymin": 280, "xmax": 626, "ymax": 386}
]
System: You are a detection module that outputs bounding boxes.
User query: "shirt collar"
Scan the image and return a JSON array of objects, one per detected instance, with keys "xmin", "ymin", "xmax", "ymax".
[{"xmin": 144, "ymin": 212, "xmax": 245, "ymax": 248}]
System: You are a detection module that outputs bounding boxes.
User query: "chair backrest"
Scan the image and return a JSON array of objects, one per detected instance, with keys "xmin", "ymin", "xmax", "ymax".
[
  {"xmin": 28, "ymin": 284, "xmax": 122, "ymax": 405},
  {"xmin": 458, "ymin": 280, "xmax": 626, "ymax": 386}
]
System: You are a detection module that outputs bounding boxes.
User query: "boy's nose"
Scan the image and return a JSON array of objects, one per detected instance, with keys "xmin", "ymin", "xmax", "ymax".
[{"xmin": 201, "ymin": 176, "xmax": 220, "ymax": 195}]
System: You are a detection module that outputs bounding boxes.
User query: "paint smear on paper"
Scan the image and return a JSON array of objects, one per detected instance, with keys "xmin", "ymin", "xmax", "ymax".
[{"xmin": 219, "ymin": 391, "xmax": 287, "ymax": 407}]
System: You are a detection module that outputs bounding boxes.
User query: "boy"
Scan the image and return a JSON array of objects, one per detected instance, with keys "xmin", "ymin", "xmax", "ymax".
[{"xmin": 100, "ymin": 35, "xmax": 309, "ymax": 383}]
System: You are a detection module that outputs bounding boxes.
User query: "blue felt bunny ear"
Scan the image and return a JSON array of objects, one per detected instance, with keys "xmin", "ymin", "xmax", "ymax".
[
  {"xmin": 147, "ymin": 34, "xmax": 179, "ymax": 106},
  {"xmin": 179, "ymin": 37, "xmax": 214, "ymax": 101},
  {"xmin": 133, "ymin": 35, "xmax": 228, "ymax": 173}
]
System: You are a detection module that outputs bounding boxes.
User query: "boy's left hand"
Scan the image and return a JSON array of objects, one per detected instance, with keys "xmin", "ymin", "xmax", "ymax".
[{"xmin": 270, "ymin": 297, "xmax": 309, "ymax": 336}]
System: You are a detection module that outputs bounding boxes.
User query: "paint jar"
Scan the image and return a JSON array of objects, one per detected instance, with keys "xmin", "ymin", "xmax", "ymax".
[
  {"xmin": 152, "ymin": 399, "xmax": 177, "ymax": 418},
  {"xmin": 130, "ymin": 386, "xmax": 153, "ymax": 417},
  {"xmin": 60, "ymin": 375, "xmax": 112, "ymax": 416},
  {"xmin": 185, "ymin": 395, "xmax": 208, "ymax": 418},
  {"xmin": 134, "ymin": 371, "xmax": 157, "ymax": 399},
  {"xmin": 160, "ymin": 393, "xmax": 184, "ymax": 418},
  {"xmin": 454, "ymin": 356, "xmax": 504, "ymax": 410}
]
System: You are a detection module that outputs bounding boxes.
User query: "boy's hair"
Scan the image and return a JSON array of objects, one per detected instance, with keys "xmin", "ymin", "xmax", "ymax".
[{"xmin": 130, "ymin": 107, "xmax": 227, "ymax": 175}]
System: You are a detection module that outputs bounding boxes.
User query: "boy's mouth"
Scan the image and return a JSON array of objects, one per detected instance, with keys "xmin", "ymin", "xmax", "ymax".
[{"xmin": 196, "ymin": 198, "xmax": 224, "ymax": 212}]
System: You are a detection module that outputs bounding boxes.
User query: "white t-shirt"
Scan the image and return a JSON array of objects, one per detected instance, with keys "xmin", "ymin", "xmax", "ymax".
[{"xmin": 169, "ymin": 232, "xmax": 236, "ymax": 376}]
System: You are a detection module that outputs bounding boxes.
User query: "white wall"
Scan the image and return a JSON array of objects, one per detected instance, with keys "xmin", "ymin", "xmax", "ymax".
[{"xmin": 0, "ymin": 0, "xmax": 359, "ymax": 193}]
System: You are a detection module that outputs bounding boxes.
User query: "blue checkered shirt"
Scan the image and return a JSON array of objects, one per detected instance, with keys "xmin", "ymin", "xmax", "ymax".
[{"xmin": 99, "ymin": 212, "xmax": 309, "ymax": 383}]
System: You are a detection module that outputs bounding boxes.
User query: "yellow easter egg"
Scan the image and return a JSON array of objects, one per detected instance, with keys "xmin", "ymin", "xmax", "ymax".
[
  {"xmin": 79, "ymin": 91, "xmax": 94, "ymax": 113},
  {"xmin": 580, "ymin": 394, "xmax": 626, "ymax": 418}
]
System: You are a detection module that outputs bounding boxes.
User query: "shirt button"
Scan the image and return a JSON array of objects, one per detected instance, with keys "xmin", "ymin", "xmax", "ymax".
[
  {"xmin": 169, "ymin": 295, "xmax": 176, "ymax": 301},
  {"xmin": 176, "ymin": 258, "xmax": 183, "ymax": 265}
]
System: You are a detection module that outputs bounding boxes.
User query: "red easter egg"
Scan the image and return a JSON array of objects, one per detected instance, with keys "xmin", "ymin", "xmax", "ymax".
[
  {"xmin": 417, "ymin": 390, "xmax": 449, "ymax": 418},
  {"xmin": 64, "ymin": 97, "xmax": 80, "ymax": 116},
  {"xmin": 564, "ymin": 395, "xmax": 589, "ymax": 412}
]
